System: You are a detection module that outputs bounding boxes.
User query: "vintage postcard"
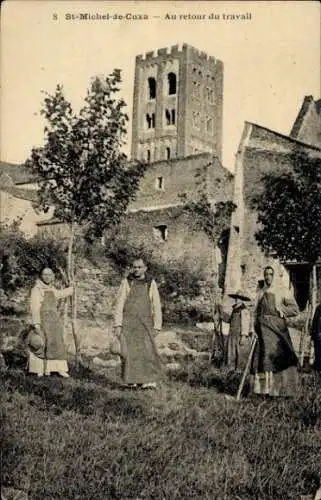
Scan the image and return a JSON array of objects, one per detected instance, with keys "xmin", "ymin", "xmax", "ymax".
[{"xmin": 1, "ymin": 1, "xmax": 321, "ymax": 499}]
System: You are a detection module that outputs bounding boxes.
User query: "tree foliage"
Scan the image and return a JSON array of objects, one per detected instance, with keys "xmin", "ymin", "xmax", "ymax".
[
  {"xmin": 179, "ymin": 170, "xmax": 236, "ymax": 344},
  {"xmin": 104, "ymin": 236, "xmax": 202, "ymax": 298},
  {"xmin": 179, "ymin": 165, "xmax": 236, "ymax": 248},
  {"xmin": 182, "ymin": 193, "xmax": 236, "ymax": 246},
  {"xmin": 0, "ymin": 223, "xmax": 66, "ymax": 293},
  {"xmin": 26, "ymin": 70, "xmax": 146, "ymax": 238},
  {"xmin": 251, "ymin": 152, "xmax": 321, "ymax": 263},
  {"xmin": 0, "ymin": 223, "xmax": 67, "ymax": 315},
  {"xmin": 24, "ymin": 70, "xmax": 147, "ymax": 362}
]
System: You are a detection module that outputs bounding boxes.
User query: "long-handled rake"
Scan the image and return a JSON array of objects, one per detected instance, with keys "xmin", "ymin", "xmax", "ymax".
[{"xmin": 225, "ymin": 335, "xmax": 257, "ymax": 402}]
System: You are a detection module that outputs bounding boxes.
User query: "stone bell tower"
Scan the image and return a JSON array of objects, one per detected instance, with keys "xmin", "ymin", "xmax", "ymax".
[{"xmin": 131, "ymin": 43, "xmax": 223, "ymax": 163}]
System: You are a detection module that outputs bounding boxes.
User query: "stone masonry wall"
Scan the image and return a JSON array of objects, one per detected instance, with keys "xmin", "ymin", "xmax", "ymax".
[
  {"xmin": 225, "ymin": 121, "xmax": 321, "ymax": 305},
  {"xmin": 8, "ymin": 258, "xmax": 120, "ymax": 323},
  {"xmin": 291, "ymin": 98, "xmax": 321, "ymax": 149},
  {"xmin": 75, "ymin": 259, "xmax": 120, "ymax": 320},
  {"xmin": 240, "ymin": 124, "xmax": 321, "ymax": 300},
  {"xmin": 242, "ymin": 127, "xmax": 321, "ymax": 205},
  {"xmin": 131, "ymin": 44, "xmax": 223, "ymax": 161},
  {"xmin": 118, "ymin": 207, "xmax": 214, "ymax": 273},
  {"xmin": 129, "ymin": 153, "xmax": 233, "ymax": 212}
]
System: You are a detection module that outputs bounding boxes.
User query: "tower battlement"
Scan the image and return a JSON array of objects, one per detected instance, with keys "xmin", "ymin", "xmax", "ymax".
[
  {"xmin": 136, "ymin": 44, "xmax": 222, "ymax": 67},
  {"xmin": 136, "ymin": 44, "xmax": 183, "ymax": 61}
]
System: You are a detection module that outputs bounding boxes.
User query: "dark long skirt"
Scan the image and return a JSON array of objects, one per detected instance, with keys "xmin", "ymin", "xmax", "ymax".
[
  {"xmin": 227, "ymin": 305, "xmax": 245, "ymax": 371},
  {"xmin": 121, "ymin": 281, "xmax": 163, "ymax": 384},
  {"xmin": 251, "ymin": 314, "xmax": 298, "ymax": 397},
  {"xmin": 40, "ymin": 290, "xmax": 67, "ymax": 360}
]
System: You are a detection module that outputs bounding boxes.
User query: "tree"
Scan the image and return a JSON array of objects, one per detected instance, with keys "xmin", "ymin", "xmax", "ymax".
[
  {"xmin": 26, "ymin": 70, "xmax": 147, "ymax": 363},
  {"xmin": 251, "ymin": 151, "xmax": 321, "ymax": 363},
  {"xmin": 251, "ymin": 152, "xmax": 321, "ymax": 264},
  {"xmin": 180, "ymin": 167, "xmax": 236, "ymax": 364},
  {"xmin": 183, "ymin": 194, "xmax": 235, "ymax": 259},
  {"xmin": 180, "ymin": 166, "xmax": 236, "ymax": 288}
]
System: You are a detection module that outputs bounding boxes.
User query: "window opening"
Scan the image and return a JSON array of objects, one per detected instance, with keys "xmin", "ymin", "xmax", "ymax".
[
  {"xmin": 156, "ymin": 176, "xmax": 164, "ymax": 190},
  {"xmin": 168, "ymin": 72, "xmax": 177, "ymax": 95},
  {"xmin": 153, "ymin": 225, "xmax": 168, "ymax": 241},
  {"xmin": 148, "ymin": 77, "xmax": 156, "ymax": 99}
]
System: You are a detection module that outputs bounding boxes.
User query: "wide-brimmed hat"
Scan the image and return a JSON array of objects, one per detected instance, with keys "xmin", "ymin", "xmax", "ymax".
[{"xmin": 228, "ymin": 289, "xmax": 251, "ymax": 302}]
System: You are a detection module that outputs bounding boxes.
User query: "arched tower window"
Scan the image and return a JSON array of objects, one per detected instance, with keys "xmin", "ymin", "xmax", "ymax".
[
  {"xmin": 146, "ymin": 113, "xmax": 155, "ymax": 129},
  {"xmin": 166, "ymin": 147, "xmax": 171, "ymax": 160},
  {"xmin": 147, "ymin": 150, "xmax": 151, "ymax": 162},
  {"xmin": 165, "ymin": 109, "xmax": 176, "ymax": 126},
  {"xmin": 168, "ymin": 72, "xmax": 177, "ymax": 95},
  {"xmin": 148, "ymin": 77, "xmax": 156, "ymax": 99},
  {"xmin": 206, "ymin": 117, "xmax": 213, "ymax": 134},
  {"xmin": 146, "ymin": 114, "xmax": 152, "ymax": 129}
]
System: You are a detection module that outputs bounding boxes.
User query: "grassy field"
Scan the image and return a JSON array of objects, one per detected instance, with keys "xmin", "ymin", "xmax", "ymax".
[{"xmin": 1, "ymin": 361, "xmax": 321, "ymax": 500}]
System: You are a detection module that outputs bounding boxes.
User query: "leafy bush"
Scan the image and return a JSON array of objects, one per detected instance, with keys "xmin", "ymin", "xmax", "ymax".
[
  {"xmin": 162, "ymin": 299, "xmax": 212, "ymax": 325},
  {"xmin": 104, "ymin": 237, "xmax": 207, "ymax": 324},
  {"xmin": 0, "ymin": 224, "xmax": 67, "ymax": 295},
  {"xmin": 106, "ymin": 237, "xmax": 202, "ymax": 295},
  {"xmin": 251, "ymin": 152, "xmax": 321, "ymax": 263}
]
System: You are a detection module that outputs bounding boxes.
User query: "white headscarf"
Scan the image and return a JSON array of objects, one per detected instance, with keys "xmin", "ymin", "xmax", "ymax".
[{"xmin": 256, "ymin": 264, "xmax": 295, "ymax": 316}]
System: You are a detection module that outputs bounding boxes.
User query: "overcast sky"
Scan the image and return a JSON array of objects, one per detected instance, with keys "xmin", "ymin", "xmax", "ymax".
[{"xmin": 1, "ymin": 0, "xmax": 320, "ymax": 172}]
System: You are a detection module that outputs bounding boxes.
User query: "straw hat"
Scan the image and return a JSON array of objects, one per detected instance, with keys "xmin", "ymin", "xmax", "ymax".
[{"xmin": 228, "ymin": 289, "xmax": 251, "ymax": 302}]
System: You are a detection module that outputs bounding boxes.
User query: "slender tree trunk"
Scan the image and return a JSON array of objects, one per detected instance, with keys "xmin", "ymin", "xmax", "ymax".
[
  {"xmin": 58, "ymin": 266, "xmax": 70, "ymax": 344},
  {"xmin": 209, "ymin": 228, "xmax": 223, "ymax": 364},
  {"xmin": 63, "ymin": 299, "xmax": 69, "ymax": 342},
  {"xmin": 67, "ymin": 220, "xmax": 80, "ymax": 367}
]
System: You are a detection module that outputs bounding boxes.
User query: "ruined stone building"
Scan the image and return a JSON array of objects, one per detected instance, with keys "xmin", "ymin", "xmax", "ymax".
[
  {"xmin": 121, "ymin": 152, "xmax": 233, "ymax": 284},
  {"xmin": 5, "ymin": 44, "xmax": 320, "ymax": 312},
  {"xmin": 3, "ymin": 43, "xmax": 232, "ymax": 289},
  {"xmin": 224, "ymin": 96, "xmax": 321, "ymax": 308},
  {"xmin": 122, "ymin": 44, "xmax": 232, "ymax": 283},
  {"xmin": 290, "ymin": 96, "xmax": 321, "ymax": 148}
]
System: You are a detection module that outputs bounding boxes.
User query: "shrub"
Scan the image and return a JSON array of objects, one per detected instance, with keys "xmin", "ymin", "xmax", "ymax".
[
  {"xmin": 104, "ymin": 237, "xmax": 209, "ymax": 324},
  {"xmin": 163, "ymin": 299, "xmax": 212, "ymax": 325},
  {"xmin": 19, "ymin": 235, "xmax": 67, "ymax": 283},
  {"xmin": 0, "ymin": 224, "xmax": 67, "ymax": 295},
  {"xmin": 106, "ymin": 237, "xmax": 202, "ymax": 294}
]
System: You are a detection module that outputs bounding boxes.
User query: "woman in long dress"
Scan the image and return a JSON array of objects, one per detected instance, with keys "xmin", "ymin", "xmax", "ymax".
[
  {"xmin": 250, "ymin": 266, "xmax": 299, "ymax": 397},
  {"xmin": 28, "ymin": 267, "xmax": 73, "ymax": 378}
]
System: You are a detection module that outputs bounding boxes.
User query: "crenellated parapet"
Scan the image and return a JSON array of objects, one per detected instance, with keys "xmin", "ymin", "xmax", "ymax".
[{"xmin": 136, "ymin": 44, "xmax": 222, "ymax": 67}]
